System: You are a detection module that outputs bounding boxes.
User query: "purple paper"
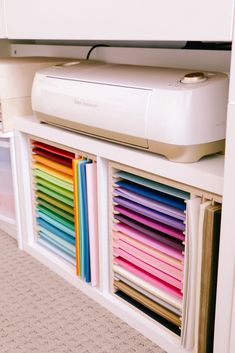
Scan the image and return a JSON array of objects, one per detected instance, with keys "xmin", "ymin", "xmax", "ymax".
[
  {"xmin": 114, "ymin": 205, "xmax": 185, "ymax": 241},
  {"xmin": 113, "ymin": 196, "xmax": 185, "ymax": 231},
  {"xmin": 114, "ymin": 187, "xmax": 185, "ymax": 221},
  {"xmin": 114, "ymin": 214, "xmax": 184, "ymax": 252}
]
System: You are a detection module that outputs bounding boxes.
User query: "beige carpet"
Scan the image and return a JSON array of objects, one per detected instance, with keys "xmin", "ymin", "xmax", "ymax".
[{"xmin": 0, "ymin": 230, "xmax": 166, "ymax": 353}]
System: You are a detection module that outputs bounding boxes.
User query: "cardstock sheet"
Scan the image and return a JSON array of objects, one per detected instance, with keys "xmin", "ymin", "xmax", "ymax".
[
  {"xmin": 86, "ymin": 162, "xmax": 99, "ymax": 287},
  {"xmin": 38, "ymin": 227, "xmax": 75, "ymax": 254},
  {"xmin": 114, "ymin": 171, "xmax": 190, "ymax": 200},
  {"xmin": 114, "ymin": 249, "xmax": 183, "ymax": 290},
  {"xmin": 37, "ymin": 217, "xmax": 75, "ymax": 245},
  {"xmin": 38, "ymin": 237, "xmax": 76, "ymax": 265},
  {"xmin": 32, "ymin": 141, "xmax": 75, "ymax": 159},
  {"xmin": 113, "ymin": 196, "xmax": 185, "ymax": 230},
  {"xmin": 114, "ymin": 187, "xmax": 185, "ymax": 220},
  {"xmin": 115, "ymin": 257, "xmax": 183, "ymax": 299},
  {"xmin": 114, "ymin": 205, "xmax": 184, "ymax": 240},
  {"xmin": 113, "ymin": 230, "xmax": 183, "ymax": 269},
  {"xmin": 37, "ymin": 210, "xmax": 75, "ymax": 237},
  {"xmin": 33, "ymin": 168, "xmax": 73, "ymax": 191},
  {"xmin": 36, "ymin": 198, "xmax": 74, "ymax": 222},
  {"xmin": 115, "ymin": 180, "xmax": 186, "ymax": 210},
  {"xmin": 113, "ymin": 222, "xmax": 184, "ymax": 259},
  {"xmin": 36, "ymin": 184, "xmax": 74, "ymax": 207},
  {"xmin": 36, "ymin": 191, "xmax": 74, "ymax": 214},
  {"xmin": 114, "ymin": 273, "xmax": 182, "ymax": 315},
  {"xmin": 113, "ymin": 263, "xmax": 182, "ymax": 309},
  {"xmin": 114, "ymin": 280, "xmax": 181, "ymax": 326},
  {"xmin": 33, "ymin": 154, "xmax": 73, "ymax": 176},
  {"xmin": 33, "ymin": 162, "xmax": 73, "ymax": 184},
  {"xmin": 114, "ymin": 237, "xmax": 183, "ymax": 280},
  {"xmin": 78, "ymin": 159, "xmax": 91, "ymax": 282},
  {"xmin": 35, "ymin": 177, "xmax": 74, "ymax": 200},
  {"xmin": 33, "ymin": 147, "xmax": 73, "ymax": 167}
]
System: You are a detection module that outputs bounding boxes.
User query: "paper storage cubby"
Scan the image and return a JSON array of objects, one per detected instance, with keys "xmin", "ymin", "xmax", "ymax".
[
  {"xmin": 31, "ymin": 139, "xmax": 99, "ymax": 286},
  {"xmin": 109, "ymin": 162, "xmax": 222, "ymax": 350}
]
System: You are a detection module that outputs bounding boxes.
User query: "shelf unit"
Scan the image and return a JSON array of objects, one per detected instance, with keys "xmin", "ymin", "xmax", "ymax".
[
  {"xmin": 13, "ymin": 114, "xmax": 225, "ymax": 353},
  {"xmin": 0, "ymin": 3, "xmax": 234, "ymax": 349}
]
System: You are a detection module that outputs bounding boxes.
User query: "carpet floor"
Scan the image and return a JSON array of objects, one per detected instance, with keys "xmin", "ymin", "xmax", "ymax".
[{"xmin": 0, "ymin": 230, "xmax": 166, "ymax": 353}]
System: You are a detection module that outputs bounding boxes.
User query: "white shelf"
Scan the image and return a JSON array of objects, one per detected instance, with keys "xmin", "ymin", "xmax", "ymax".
[
  {"xmin": 4, "ymin": 0, "xmax": 234, "ymax": 41},
  {"xmin": 13, "ymin": 114, "xmax": 224, "ymax": 353},
  {"xmin": 14, "ymin": 115, "xmax": 224, "ymax": 197}
]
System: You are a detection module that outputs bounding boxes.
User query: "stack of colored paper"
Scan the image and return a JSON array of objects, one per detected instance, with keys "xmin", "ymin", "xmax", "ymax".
[
  {"xmin": 112, "ymin": 170, "xmax": 190, "ymax": 335},
  {"xmin": 73, "ymin": 158, "xmax": 99, "ymax": 285},
  {"xmin": 32, "ymin": 141, "xmax": 76, "ymax": 265},
  {"xmin": 32, "ymin": 140, "xmax": 99, "ymax": 286}
]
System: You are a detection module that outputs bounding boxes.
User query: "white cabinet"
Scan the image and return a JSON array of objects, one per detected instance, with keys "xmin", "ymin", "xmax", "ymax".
[
  {"xmin": 4, "ymin": 0, "xmax": 235, "ymax": 41},
  {"xmin": 0, "ymin": 0, "xmax": 6, "ymax": 38},
  {"xmin": 13, "ymin": 115, "xmax": 224, "ymax": 353}
]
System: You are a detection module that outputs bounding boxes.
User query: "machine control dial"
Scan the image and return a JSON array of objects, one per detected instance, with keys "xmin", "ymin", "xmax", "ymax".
[{"xmin": 181, "ymin": 72, "xmax": 207, "ymax": 84}]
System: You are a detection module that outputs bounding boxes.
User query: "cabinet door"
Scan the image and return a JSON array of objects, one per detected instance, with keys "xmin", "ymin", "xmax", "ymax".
[
  {"xmin": 0, "ymin": 0, "xmax": 6, "ymax": 38},
  {"xmin": 4, "ymin": 0, "xmax": 234, "ymax": 41}
]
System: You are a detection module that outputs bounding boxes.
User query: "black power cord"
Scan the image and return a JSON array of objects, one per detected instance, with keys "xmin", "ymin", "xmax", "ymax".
[{"xmin": 86, "ymin": 44, "xmax": 110, "ymax": 60}]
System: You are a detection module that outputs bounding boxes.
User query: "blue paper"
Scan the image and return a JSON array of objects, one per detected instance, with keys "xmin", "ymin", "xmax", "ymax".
[
  {"xmin": 37, "ymin": 217, "xmax": 75, "ymax": 245},
  {"xmin": 114, "ymin": 171, "xmax": 190, "ymax": 200},
  {"xmin": 114, "ymin": 187, "xmax": 185, "ymax": 221},
  {"xmin": 37, "ymin": 210, "xmax": 75, "ymax": 237},
  {"xmin": 78, "ymin": 159, "xmax": 92, "ymax": 282},
  {"xmin": 115, "ymin": 180, "xmax": 186, "ymax": 210}
]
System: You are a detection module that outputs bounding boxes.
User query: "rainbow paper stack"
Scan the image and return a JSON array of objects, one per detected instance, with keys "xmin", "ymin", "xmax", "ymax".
[
  {"xmin": 32, "ymin": 141, "xmax": 76, "ymax": 265},
  {"xmin": 112, "ymin": 170, "xmax": 190, "ymax": 335},
  {"xmin": 32, "ymin": 140, "xmax": 99, "ymax": 286}
]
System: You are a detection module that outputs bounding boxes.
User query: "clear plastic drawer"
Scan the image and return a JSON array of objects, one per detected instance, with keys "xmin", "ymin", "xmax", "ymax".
[{"xmin": 0, "ymin": 138, "xmax": 15, "ymax": 221}]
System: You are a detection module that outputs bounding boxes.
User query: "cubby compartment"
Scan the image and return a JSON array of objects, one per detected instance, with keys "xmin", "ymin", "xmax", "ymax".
[
  {"xmin": 109, "ymin": 162, "xmax": 222, "ymax": 350},
  {"xmin": 0, "ymin": 137, "xmax": 15, "ymax": 221},
  {"xmin": 31, "ymin": 139, "xmax": 99, "ymax": 286}
]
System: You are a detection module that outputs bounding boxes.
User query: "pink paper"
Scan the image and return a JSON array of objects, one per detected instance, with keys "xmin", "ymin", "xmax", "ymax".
[
  {"xmin": 115, "ymin": 257, "xmax": 183, "ymax": 299},
  {"xmin": 113, "ymin": 223, "xmax": 184, "ymax": 260},
  {"xmin": 114, "ymin": 248, "xmax": 183, "ymax": 290},
  {"xmin": 113, "ymin": 238, "xmax": 183, "ymax": 280},
  {"xmin": 114, "ymin": 205, "xmax": 184, "ymax": 240},
  {"xmin": 113, "ymin": 231, "xmax": 183, "ymax": 270}
]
